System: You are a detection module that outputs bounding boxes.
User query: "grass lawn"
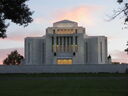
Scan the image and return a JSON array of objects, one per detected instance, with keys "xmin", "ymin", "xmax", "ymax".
[{"xmin": 0, "ymin": 74, "xmax": 128, "ymax": 96}]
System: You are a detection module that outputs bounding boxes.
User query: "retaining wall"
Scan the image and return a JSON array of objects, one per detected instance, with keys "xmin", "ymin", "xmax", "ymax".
[{"xmin": 0, "ymin": 64, "xmax": 128, "ymax": 73}]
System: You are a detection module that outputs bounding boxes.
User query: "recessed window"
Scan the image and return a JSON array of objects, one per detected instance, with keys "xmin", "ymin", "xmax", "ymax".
[
  {"xmin": 75, "ymin": 29, "xmax": 77, "ymax": 34},
  {"xmin": 57, "ymin": 59, "xmax": 72, "ymax": 64},
  {"xmin": 75, "ymin": 36, "xmax": 77, "ymax": 45},
  {"xmin": 53, "ymin": 29, "xmax": 55, "ymax": 34},
  {"xmin": 54, "ymin": 52, "xmax": 56, "ymax": 56},
  {"xmin": 100, "ymin": 42, "xmax": 102, "ymax": 62}
]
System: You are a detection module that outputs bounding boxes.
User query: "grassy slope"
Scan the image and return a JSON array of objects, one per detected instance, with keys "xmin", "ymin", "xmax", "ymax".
[{"xmin": 0, "ymin": 74, "xmax": 128, "ymax": 96}]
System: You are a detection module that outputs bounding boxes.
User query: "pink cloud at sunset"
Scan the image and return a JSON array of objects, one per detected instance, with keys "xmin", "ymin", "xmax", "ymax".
[
  {"xmin": 3, "ymin": 4, "xmax": 103, "ymax": 42},
  {"xmin": 0, "ymin": 48, "xmax": 24, "ymax": 64},
  {"xmin": 110, "ymin": 50, "xmax": 128, "ymax": 63},
  {"xmin": 1, "ymin": 30, "xmax": 44, "ymax": 42},
  {"xmin": 53, "ymin": 5, "xmax": 103, "ymax": 26}
]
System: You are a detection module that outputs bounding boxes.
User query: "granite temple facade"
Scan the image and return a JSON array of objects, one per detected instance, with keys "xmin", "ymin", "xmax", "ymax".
[{"xmin": 25, "ymin": 20, "xmax": 108, "ymax": 65}]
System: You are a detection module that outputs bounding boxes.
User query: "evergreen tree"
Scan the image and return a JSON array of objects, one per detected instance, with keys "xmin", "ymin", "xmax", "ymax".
[{"xmin": 3, "ymin": 50, "xmax": 24, "ymax": 65}]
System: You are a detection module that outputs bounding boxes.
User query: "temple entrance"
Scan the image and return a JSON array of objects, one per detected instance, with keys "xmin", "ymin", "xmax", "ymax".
[{"xmin": 57, "ymin": 59, "xmax": 72, "ymax": 64}]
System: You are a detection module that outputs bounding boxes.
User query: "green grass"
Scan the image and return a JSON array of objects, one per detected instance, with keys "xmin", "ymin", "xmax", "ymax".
[{"xmin": 0, "ymin": 74, "xmax": 128, "ymax": 96}]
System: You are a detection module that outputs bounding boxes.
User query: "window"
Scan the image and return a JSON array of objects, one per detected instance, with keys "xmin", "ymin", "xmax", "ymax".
[
  {"xmin": 67, "ymin": 37, "xmax": 69, "ymax": 45},
  {"xmin": 75, "ymin": 36, "xmax": 77, "ymax": 45},
  {"xmin": 71, "ymin": 37, "xmax": 73, "ymax": 45},
  {"xmin": 57, "ymin": 59, "xmax": 72, "ymax": 64},
  {"xmin": 52, "ymin": 37, "xmax": 54, "ymax": 45},
  {"xmin": 75, "ymin": 29, "xmax": 77, "ymax": 34},
  {"xmin": 53, "ymin": 29, "xmax": 55, "ymax": 34},
  {"xmin": 64, "ymin": 37, "xmax": 66, "ymax": 52},
  {"xmin": 28, "ymin": 42, "xmax": 30, "ymax": 63},
  {"xmin": 85, "ymin": 42, "xmax": 88, "ymax": 63},
  {"xmin": 55, "ymin": 29, "xmax": 75, "ymax": 34},
  {"xmin": 100, "ymin": 42, "xmax": 102, "ymax": 62},
  {"xmin": 56, "ymin": 37, "xmax": 59, "ymax": 45},
  {"xmin": 52, "ymin": 37, "xmax": 54, "ymax": 52},
  {"xmin": 60, "ymin": 37, "xmax": 62, "ymax": 45},
  {"xmin": 42, "ymin": 42, "xmax": 45, "ymax": 63}
]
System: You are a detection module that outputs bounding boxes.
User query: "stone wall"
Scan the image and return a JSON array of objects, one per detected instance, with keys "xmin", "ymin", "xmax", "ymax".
[{"xmin": 0, "ymin": 64, "xmax": 128, "ymax": 73}]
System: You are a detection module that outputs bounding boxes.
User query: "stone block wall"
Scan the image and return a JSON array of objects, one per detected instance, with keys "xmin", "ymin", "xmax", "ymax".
[{"xmin": 0, "ymin": 64, "xmax": 127, "ymax": 73}]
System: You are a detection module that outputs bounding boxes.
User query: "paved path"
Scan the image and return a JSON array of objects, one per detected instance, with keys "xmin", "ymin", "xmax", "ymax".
[{"xmin": 0, "ymin": 76, "xmax": 128, "ymax": 80}]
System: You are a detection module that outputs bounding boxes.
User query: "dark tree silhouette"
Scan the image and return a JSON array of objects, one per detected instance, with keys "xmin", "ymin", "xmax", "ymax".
[
  {"xmin": 111, "ymin": 0, "xmax": 128, "ymax": 24},
  {"xmin": 0, "ymin": 0, "xmax": 33, "ymax": 38},
  {"xmin": 3, "ymin": 50, "xmax": 24, "ymax": 65},
  {"xmin": 111, "ymin": 1, "xmax": 128, "ymax": 55},
  {"xmin": 125, "ymin": 41, "xmax": 128, "ymax": 54}
]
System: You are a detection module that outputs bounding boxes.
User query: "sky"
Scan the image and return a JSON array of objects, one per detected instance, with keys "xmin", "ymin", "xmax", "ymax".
[{"xmin": 0, "ymin": 0, "xmax": 128, "ymax": 64}]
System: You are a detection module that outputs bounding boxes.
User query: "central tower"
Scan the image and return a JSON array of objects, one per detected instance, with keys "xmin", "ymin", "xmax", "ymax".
[{"xmin": 45, "ymin": 20, "xmax": 85, "ymax": 64}]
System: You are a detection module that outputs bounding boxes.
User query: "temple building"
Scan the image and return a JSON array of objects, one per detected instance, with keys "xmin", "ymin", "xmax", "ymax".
[{"xmin": 25, "ymin": 20, "xmax": 108, "ymax": 65}]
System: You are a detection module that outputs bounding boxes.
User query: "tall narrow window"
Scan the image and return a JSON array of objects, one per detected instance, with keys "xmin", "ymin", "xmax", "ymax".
[
  {"xmin": 75, "ymin": 29, "xmax": 77, "ymax": 34},
  {"xmin": 53, "ymin": 29, "xmax": 55, "ymax": 34},
  {"xmin": 64, "ymin": 37, "xmax": 66, "ymax": 52},
  {"xmin": 52, "ymin": 37, "xmax": 54, "ymax": 52},
  {"xmin": 28, "ymin": 42, "xmax": 30, "ymax": 63},
  {"xmin": 52, "ymin": 37, "xmax": 54, "ymax": 45},
  {"xmin": 42, "ymin": 42, "xmax": 45, "ymax": 63},
  {"xmin": 57, "ymin": 37, "xmax": 58, "ymax": 45},
  {"xmin": 60, "ymin": 37, "xmax": 62, "ymax": 45},
  {"xmin": 86, "ymin": 42, "xmax": 88, "ymax": 63},
  {"xmin": 71, "ymin": 36, "xmax": 73, "ymax": 45},
  {"xmin": 100, "ymin": 42, "xmax": 102, "ymax": 62},
  {"xmin": 67, "ymin": 37, "xmax": 69, "ymax": 52},
  {"xmin": 67, "ymin": 37, "xmax": 69, "ymax": 45},
  {"xmin": 60, "ymin": 37, "xmax": 62, "ymax": 52},
  {"xmin": 75, "ymin": 36, "xmax": 77, "ymax": 45}
]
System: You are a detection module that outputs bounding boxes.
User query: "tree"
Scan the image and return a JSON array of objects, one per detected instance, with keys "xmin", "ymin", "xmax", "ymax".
[
  {"xmin": 0, "ymin": 0, "xmax": 33, "ymax": 38},
  {"xmin": 111, "ymin": 1, "xmax": 128, "ymax": 55},
  {"xmin": 125, "ymin": 41, "xmax": 128, "ymax": 54},
  {"xmin": 3, "ymin": 50, "xmax": 24, "ymax": 65},
  {"xmin": 111, "ymin": 0, "xmax": 128, "ymax": 25}
]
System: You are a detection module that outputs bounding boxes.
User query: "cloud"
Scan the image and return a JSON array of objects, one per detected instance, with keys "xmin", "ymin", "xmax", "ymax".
[
  {"xmin": 0, "ymin": 30, "xmax": 43, "ymax": 42},
  {"xmin": 53, "ymin": 5, "xmax": 103, "ymax": 26},
  {"xmin": 110, "ymin": 50, "xmax": 128, "ymax": 63},
  {"xmin": 0, "ymin": 48, "xmax": 24, "ymax": 64},
  {"xmin": 34, "ymin": 17, "xmax": 44, "ymax": 24},
  {"xmin": 1, "ymin": 5, "xmax": 103, "ymax": 42}
]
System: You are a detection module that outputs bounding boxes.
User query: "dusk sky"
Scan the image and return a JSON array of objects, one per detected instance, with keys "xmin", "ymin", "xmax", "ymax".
[{"xmin": 0, "ymin": 0, "xmax": 128, "ymax": 64}]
